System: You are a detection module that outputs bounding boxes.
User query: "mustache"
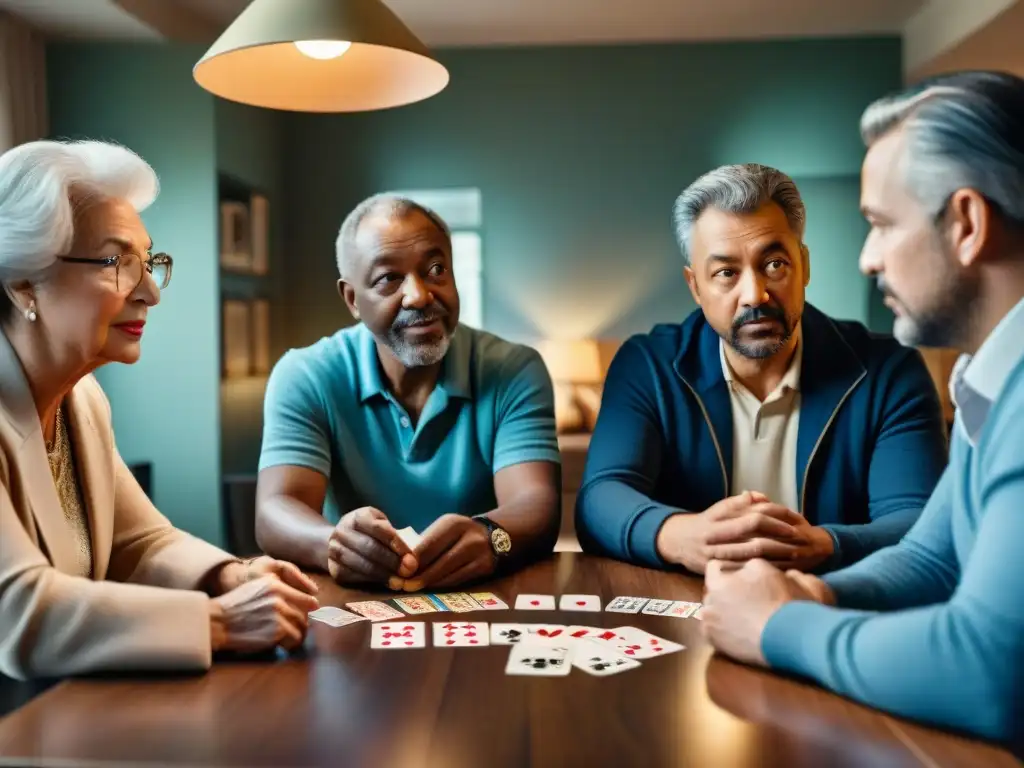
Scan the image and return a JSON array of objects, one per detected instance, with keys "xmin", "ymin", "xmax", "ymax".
[
  {"xmin": 732, "ymin": 303, "xmax": 787, "ymax": 331},
  {"xmin": 392, "ymin": 304, "xmax": 449, "ymax": 330},
  {"xmin": 876, "ymin": 276, "xmax": 898, "ymax": 302},
  {"xmin": 877, "ymin": 275, "xmax": 912, "ymax": 314}
]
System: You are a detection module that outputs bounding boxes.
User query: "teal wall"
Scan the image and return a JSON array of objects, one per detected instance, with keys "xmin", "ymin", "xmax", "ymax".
[
  {"xmin": 868, "ymin": 280, "xmax": 896, "ymax": 335},
  {"xmin": 47, "ymin": 44, "xmax": 225, "ymax": 545},
  {"xmin": 282, "ymin": 38, "xmax": 902, "ymax": 349},
  {"xmin": 46, "ymin": 37, "xmax": 902, "ymax": 484},
  {"xmin": 215, "ymin": 100, "xmax": 287, "ymax": 476}
]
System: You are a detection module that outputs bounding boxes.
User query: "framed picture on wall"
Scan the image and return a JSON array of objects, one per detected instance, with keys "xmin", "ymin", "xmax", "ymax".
[
  {"xmin": 219, "ymin": 201, "xmax": 252, "ymax": 272},
  {"xmin": 251, "ymin": 298, "xmax": 271, "ymax": 375},
  {"xmin": 250, "ymin": 194, "xmax": 269, "ymax": 276},
  {"xmin": 221, "ymin": 297, "xmax": 272, "ymax": 379},
  {"xmin": 222, "ymin": 299, "xmax": 252, "ymax": 379}
]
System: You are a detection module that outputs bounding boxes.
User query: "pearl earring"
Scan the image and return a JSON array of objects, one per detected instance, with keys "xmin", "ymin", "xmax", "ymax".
[{"xmin": 25, "ymin": 303, "xmax": 37, "ymax": 323}]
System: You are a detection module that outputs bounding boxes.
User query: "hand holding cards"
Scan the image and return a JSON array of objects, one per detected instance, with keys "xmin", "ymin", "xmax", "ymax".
[
  {"xmin": 328, "ymin": 507, "xmax": 418, "ymax": 586},
  {"xmin": 401, "ymin": 514, "xmax": 498, "ymax": 592},
  {"xmin": 395, "ymin": 526, "xmax": 422, "ymax": 550}
]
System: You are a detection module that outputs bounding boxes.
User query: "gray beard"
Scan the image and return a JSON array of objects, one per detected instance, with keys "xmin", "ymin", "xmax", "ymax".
[
  {"xmin": 724, "ymin": 319, "xmax": 794, "ymax": 360},
  {"xmin": 894, "ymin": 309, "xmax": 972, "ymax": 349},
  {"xmin": 886, "ymin": 257, "xmax": 978, "ymax": 350},
  {"xmin": 386, "ymin": 330, "xmax": 452, "ymax": 368},
  {"xmin": 382, "ymin": 303, "xmax": 453, "ymax": 367},
  {"xmin": 729, "ymin": 327, "xmax": 794, "ymax": 360},
  {"xmin": 727, "ymin": 311, "xmax": 795, "ymax": 360}
]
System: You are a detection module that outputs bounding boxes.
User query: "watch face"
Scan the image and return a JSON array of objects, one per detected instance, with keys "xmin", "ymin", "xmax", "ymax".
[{"xmin": 492, "ymin": 528, "xmax": 512, "ymax": 555}]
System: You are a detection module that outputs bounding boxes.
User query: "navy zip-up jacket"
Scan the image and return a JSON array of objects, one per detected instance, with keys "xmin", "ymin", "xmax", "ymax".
[{"xmin": 575, "ymin": 304, "xmax": 949, "ymax": 571}]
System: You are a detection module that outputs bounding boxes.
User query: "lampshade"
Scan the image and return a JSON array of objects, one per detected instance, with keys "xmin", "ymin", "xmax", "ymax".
[
  {"xmin": 193, "ymin": 0, "xmax": 449, "ymax": 112},
  {"xmin": 536, "ymin": 339, "xmax": 604, "ymax": 385}
]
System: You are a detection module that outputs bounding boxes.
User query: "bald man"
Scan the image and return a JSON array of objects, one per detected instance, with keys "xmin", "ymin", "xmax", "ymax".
[{"xmin": 255, "ymin": 195, "xmax": 561, "ymax": 594}]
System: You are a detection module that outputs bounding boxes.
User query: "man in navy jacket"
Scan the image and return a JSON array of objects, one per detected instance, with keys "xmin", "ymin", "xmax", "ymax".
[{"xmin": 576, "ymin": 163, "xmax": 948, "ymax": 574}]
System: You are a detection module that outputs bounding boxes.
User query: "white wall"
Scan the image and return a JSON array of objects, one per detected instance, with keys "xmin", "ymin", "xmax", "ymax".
[
  {"xmin": 904, "ymin": 0, "xmax": 1021, "ymax": 79},
  {"xmin": 0, "ymin": 11, "xmax": 47, "ymax": 151}
]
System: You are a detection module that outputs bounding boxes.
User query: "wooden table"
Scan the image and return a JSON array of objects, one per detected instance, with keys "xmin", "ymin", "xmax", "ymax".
[{"xmin": 0, "ymin": 554, "xmax": 1018, "ymax": 768}]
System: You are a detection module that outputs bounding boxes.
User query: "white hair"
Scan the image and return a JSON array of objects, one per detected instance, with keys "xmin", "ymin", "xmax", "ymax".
[
  {"xmin": 859, "ymin": 71, "xmax": 1024, "ymax": 226},
  {"xmin": 672, "ymin": 163, "xmax": 806, "ymax": 264},
  {"xmin": 335, "ymin": 193, "xmax": 451, "ymax": 281},
  {"xmin": 0, "ymin": 139, "xmax": 159, "ymax": 281}
]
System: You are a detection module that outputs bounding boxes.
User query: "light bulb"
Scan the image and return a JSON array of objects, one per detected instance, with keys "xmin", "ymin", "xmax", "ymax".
[{"xmin": 294, "ymin": 40, "xmax": 351, "ymax": 60}]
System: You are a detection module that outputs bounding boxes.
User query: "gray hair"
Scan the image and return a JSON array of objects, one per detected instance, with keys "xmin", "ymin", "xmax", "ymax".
[
  {"xmin": 672, "ymin": 163, "xmax": 806, "ymax": 264},
  {"xmin": 859, "ymin": 70, "xmax": 1024, "ymax": 227},
  {"xmin": 335, "ymin": 193, "xmax": 451, "ymax": 281},
  {"xmin": 0, "ymin": 139, "xmax": 158, "ymax": 281}
]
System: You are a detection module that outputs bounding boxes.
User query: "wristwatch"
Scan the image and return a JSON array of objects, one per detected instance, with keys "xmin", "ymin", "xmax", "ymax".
[{"xmin": 474, "ymin": 515, "xmax": 512, "ymax": 559}]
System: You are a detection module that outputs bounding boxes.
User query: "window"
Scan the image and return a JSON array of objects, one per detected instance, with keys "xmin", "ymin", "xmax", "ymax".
[{"xmin": 388, "ymin": 188, "xmax": 483, "ymax": 329}]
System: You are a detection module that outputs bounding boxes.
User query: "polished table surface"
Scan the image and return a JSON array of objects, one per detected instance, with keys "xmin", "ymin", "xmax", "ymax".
[{"xmin": 0, "ymin": 554, "xmax": 1018, "ymax": 768}]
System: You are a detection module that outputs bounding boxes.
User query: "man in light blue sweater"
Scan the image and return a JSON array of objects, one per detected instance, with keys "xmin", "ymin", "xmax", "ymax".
[{"xmin": 701, "ymin": 70, "xmax": 1024, "ymax": 752}]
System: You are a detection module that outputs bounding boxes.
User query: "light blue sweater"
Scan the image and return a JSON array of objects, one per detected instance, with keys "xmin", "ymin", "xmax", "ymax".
[{"xmin": 761, "ymin": 356, "xmax": 1024, "ymax": 750}]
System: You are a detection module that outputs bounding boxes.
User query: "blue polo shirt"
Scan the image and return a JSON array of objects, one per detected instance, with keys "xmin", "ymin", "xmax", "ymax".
[{"xmin": 259, "ymin": 323, "xmax": 561, "ymax": 530}]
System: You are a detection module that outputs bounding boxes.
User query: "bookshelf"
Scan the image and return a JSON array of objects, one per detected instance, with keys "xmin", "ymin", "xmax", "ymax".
[{"xmin": 218, "ymin": 172, "xmax": 273, "ymax": 381}]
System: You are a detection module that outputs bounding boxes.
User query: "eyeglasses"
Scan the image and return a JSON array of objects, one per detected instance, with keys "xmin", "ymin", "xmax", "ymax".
[{"xmin": 59, "ymin": 252, "xmax": 173, "ymax": 293}]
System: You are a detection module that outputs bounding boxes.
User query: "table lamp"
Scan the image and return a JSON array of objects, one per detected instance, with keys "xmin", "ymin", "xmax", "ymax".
[
  {"xmin": 536, "ymin": 339, "xmax": 605, "ymax": 433},
  {"xmin": 193, "ymin": 0, "xmax": 449, "ymax": 112}
]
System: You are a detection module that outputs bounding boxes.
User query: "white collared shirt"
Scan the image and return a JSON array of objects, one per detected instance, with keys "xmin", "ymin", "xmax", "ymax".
[
  {"xmin": 950, "ymin": 297, "xmax": 1024, "ymax": 444},
  {"xmin": 721, "ymin": 337, "xmax": 803, "ymax": 512}
]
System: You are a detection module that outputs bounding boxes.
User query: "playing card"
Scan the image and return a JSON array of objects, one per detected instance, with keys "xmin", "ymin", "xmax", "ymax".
[
  {"xmin": 609, "ymin": 626, "xmax": 685, "ymax": 659},
  {"xmin": 564, "ymin": 625, "xmax": 606, "ymax": 640},
  {"xmin": 308, "ymin": 606, "xmax": 367, "ymax": 628},
  {"xmin": 424, "ymin": 595, "xmax": 450, "ymax": 611},
  {"xmin": 392, "ymin": 595, "xmax": 439, "ymax": 615},
  {"xmin": 605, "ymin": 596, "xmax": 649, "ymax": 614},
  {"xmin": 641, "ymin": 599, "xmax": 676, "ymax": 615},
  {"xmin": 432, "ymin": 621, "xmax": 490, "ymax": 647},
  {"xmin": 584, "ymin": 627, "xmax": 631, "ymax": 644},
  {"xmin": 526, "ymin": 624, "xmax": 568, "ymax": 641},
  {"xmin": 395, "ymin": 526, "xmax": 422, "ymax": 549},
  {"xmin": 370, "ymin": 622, "xmax": 426, "ymax": 649},
  {"xmin": 505, "ymin": 642, "xmax": 573, "ymax": 676},
  {"xmin": 433, "ymin": 593, "xmax": 482, "ymax": 613},
  {"xmin": 514, "ymin": 594, "xmax": 555, "ymax": 610},
  {"xmin": 558, "ymin": 594, "xmax": 602, "ymax": 612},
  {"xmin": 346, "ymin": 600, "xmax": 405, "ymax": 621},
  {"xmin": 572, "ymin": 640, "xmax": 642, "ymax": 677},
  {"xmin": 468, "ymin": 592, "xmax": 509, "ymax": 610},
  {"xmin": 490, "ymin": 623, "xmax": 531, "ymax": 645},
  {"xmin": 665, "ymin": 601, "xmax": 701, "ymax": 618},
  {"xmin": 691, "ymin": 605, "xmax": 705, "ymax": 621}
]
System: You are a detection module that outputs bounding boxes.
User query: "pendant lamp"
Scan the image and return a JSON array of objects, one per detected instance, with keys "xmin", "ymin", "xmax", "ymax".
[{"xmin": 193, "ymin": 0, "xmax": 449, "ymax": 112}]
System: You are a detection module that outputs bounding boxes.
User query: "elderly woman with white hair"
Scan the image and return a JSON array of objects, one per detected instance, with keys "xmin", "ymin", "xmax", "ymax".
[{"xmin": 0, "ymin": 139, "xmax": 319, "ymax": 680}]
